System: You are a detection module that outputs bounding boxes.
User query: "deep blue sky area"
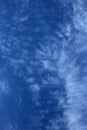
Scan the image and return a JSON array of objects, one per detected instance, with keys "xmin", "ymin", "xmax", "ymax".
[{"xmin": 0, "ymin": 0, "xmax": 87, "ymax": 130}]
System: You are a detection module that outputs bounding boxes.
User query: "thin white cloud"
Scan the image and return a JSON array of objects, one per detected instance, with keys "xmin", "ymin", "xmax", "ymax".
[{"xmin": 0, "ymin": 81, "xmax": 10, "ymax": 95}]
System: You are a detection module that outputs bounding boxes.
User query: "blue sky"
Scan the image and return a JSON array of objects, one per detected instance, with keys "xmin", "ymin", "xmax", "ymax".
[{"xmin": 0, "ymin": 0, "xmax": 87, "ymax": 130}]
